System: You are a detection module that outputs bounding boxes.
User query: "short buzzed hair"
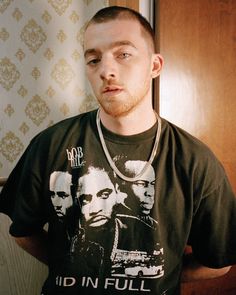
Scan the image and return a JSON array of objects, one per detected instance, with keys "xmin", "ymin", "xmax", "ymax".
[{"xmin": 87, "ymin": 6, "xmax": 155, "ymax": 52}]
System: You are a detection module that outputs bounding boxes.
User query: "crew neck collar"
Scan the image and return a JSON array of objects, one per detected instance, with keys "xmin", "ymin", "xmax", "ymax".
[{"xmin": 92, "ymin": 110, "xmax": 159, "ymax": 144}]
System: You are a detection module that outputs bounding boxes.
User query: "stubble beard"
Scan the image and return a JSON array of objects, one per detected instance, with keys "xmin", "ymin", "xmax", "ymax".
[
  {"xmin": 100, "ymin": 97, "xmax": 140, "ymax": 117},
  {"xmin": 98, "ymin": 81, "xmax": 151, "ymax": 118}
]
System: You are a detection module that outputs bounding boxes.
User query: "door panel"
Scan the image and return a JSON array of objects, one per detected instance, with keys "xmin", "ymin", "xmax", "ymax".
[
  {"xmin": 157, "ymin": 0, "xmax": 236, "ymax": 193},
  {"xmin": 109, "ymin": 0, "xmax": 139, "ymax": 11},
  {"xmin": 156, "ymin": 0, "xmax": 236, "ymax": 293}
]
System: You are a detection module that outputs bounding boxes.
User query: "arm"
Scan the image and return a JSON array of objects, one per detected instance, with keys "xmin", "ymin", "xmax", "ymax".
[
  {"xmin": 181, "ymin": 251, "xmax": 231, "ymax": 282},
  {"xmin": 14, "ymin": 229, "xmax": 49, "ymax": 265}
]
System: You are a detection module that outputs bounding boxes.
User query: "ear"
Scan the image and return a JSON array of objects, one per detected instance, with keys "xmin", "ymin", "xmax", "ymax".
[{"xmin": 151, "ymin": 54, "xmax": 164, "ymax": 78}]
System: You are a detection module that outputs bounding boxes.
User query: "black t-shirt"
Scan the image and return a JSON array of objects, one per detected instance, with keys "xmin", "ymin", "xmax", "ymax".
[{"xmin": 0, "ymin": 109, "xmax": 236, "ymax": 295}]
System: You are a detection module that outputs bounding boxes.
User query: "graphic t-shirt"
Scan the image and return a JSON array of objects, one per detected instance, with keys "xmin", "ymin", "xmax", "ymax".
[{"xmin": 0, "ymin": 109, "xmax": 236, "ymax": 295}]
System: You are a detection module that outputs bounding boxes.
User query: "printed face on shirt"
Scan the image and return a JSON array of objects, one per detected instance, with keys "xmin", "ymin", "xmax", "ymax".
[
  {"xmin": 49, "ymin": 171, "xmax": 73, "ymax": 218},
  {"xmin": 84, "ymin": 19, "xmax": 163, "ymax": 117},
  {"xmin": 78, "ymin": 167, "xmax": 117, "ymax": 228},
  {"xmin": 125, "ymin": 161, "xmax": 155, "ymax": 215}
]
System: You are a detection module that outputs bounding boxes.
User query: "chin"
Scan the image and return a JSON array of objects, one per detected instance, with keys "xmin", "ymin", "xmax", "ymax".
[
  {"xmin": 102, "ymin": 103, "xmax": 137, "ymax": 118},
  {"xmin": 141, "ymin": 209, "xmax": 151, "ymax": 215}
]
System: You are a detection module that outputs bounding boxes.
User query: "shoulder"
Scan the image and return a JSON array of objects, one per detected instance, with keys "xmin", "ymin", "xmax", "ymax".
[
  {"xmin": 161, "ymin": 118, "xmax": 210, "ymax": 152},
  {"xmin": 160, "ymin": 117, "xmax": 223, "ymax": 167},
  {"xmin": 36, "ymin": 110, "xmax": 96, "ymax": 139},
  {"xmin": 160, "ymin": 118, "xmax": 228, "ymax": 198},
  {"xmin": 29, "ymin": 110, "xmax": 97, "ymax": 148}
]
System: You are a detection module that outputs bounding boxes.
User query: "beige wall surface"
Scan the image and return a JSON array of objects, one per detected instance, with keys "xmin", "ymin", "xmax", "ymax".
[
  {"xmin": 0, "ymin": 0, "xmax": 108, "ymax": 179},
  {"xmin": 0, "ymin": 1, "xmax": 107, "ymax": 294}
]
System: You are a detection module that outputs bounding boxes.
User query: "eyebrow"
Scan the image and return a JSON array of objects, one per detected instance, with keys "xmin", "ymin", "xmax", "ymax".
[
  {"xmin": 97, "ymin": 188, "xmax": 113, "ymax": 198},
  {"xmin": 84, "ymin": 40, "xmax": 137, "ymax": 58}
]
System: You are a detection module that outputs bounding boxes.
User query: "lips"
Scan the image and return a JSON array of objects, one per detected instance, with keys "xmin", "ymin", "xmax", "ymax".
[
  {"xmin": 141, "ymin": 201, "xmax": 154, "ymax": 209},
  {"xmin": 102, "ymin": 85, "xmax": 123, "ymax": 94},
  {"xmin": 89, "ymin": 215, "xmax": 108, "ymax": 227},
  {"xmin": 56, "ymin": 211, "xmax": 64, "ymax": 217}
]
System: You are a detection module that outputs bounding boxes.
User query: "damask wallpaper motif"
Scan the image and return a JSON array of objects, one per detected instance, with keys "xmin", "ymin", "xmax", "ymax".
[{"xmin": 0, "ymin": 0, "xmax": 108, "ymax": 177}]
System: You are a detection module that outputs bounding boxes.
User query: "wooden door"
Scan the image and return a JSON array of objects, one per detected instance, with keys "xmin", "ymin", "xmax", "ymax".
[
  {"xmin": 109, "ymin": 0, "xmax": 139, "ymax": 11},
  {"xmin": 156, "ymin": 0, "xmax": 236, "ymax": 194},
  {"xmin": 156, "ymin": 0, "xmax": 236, "ymax": 294}
]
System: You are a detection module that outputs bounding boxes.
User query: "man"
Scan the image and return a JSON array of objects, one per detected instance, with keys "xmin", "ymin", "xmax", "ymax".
[
  {"xmin": 0, "ymin": 5, "xmax": 236, "ymax": 295},
  {"xmin": 70, "ymin": 165, "xmax": 120, "ymax": 265},
  {"xmin": 49, "ymin": 171, "xmax": 75, "ymax": 259},
  {"xmin": 49, "ymin": 171, "xmax": 73, "ymax": 219},
  {"xmin": 124, "ymin": 160, "xmax": 156, "ymax": 216},
  {"xmin": 77, "ymin": 166, "xmax": 118, "ymax": 229},
  {"xmin": 117, "ymin": 160, "xmax": 158, "ymax": 228}
]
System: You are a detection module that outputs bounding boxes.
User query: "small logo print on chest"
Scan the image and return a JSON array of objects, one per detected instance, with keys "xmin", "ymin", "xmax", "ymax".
[{"xmin": 66, "ymin": 147, "xmax": 86, "ymax": 168}]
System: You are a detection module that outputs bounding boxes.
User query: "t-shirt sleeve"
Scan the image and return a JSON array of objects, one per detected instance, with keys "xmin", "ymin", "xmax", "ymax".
[
  {"xmin": 188, "ymin": 167, "xmax": 236, "ymax": 268},
  {"xmin": 0, "ymin": 135, "xmax": 49, "ymax": 237}
]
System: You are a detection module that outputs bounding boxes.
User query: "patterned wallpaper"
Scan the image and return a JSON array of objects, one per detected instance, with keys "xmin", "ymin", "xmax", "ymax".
[{"xmin": 0, "ymin": 0, "xmax": 108, "ymax": 177}]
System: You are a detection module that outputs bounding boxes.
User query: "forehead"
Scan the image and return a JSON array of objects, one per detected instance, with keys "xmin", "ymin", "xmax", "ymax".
[
  {"xmin": 79, "ymin": 169, "xmax": 114, "ymax": 192},
  {"xmin": 138, "ymin": 168, "xmax": 155, "ymax": 182},
  {"xmin": 84, "ymin": 19, "xmax": 146, "ymax": 51},
  {"xmin": 50, "ymin": 173, "xmax": 70, "ymax": 192},
  {"xmin": 126, "ymin": 164, "xmax": 155, "ymax": 181}
]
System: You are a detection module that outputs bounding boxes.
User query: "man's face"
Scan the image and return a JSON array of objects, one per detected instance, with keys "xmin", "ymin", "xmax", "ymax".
[
  {"xmin": 84, "ymin": 19, "xmax": 158, "ymax": 117},
  {"xmin": 50, "ymin": 177, "xmax": 73, "ymax": 218},
  {"xmin": 78, "ymin": 168, "xmax": 117, "ymax": 228},
  {"xmin": 131, "ymin": 168, "xmax": 155, "ymax": 215}
]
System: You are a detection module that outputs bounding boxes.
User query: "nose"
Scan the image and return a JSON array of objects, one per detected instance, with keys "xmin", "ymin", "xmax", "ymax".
[
  {"xmin": 144, "ymin": 184, "xmax": 154, "ymax": 198},
  {"xmin": 99, "ymin": 55, "xmax": 117, "ymax": 81},
  {"xmin": 89, "ymin": 196, "xmax": 102, "ymax": 215},
  {"xmin": 144, "ymin": 190, "xmax": 151, "ymax": 197},
  {"xmin": 52, "ymin": 195, "xmax": 62, "ymax": 207}
]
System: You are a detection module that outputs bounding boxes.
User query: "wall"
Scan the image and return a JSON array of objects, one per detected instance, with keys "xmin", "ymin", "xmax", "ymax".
[
  {"xmin": 0, "ymin": 0, "xmax": 108, "ymax": 178},
  {"xmin": 0, "ymin": 1, "xmax": 107, "ymax": 294}
]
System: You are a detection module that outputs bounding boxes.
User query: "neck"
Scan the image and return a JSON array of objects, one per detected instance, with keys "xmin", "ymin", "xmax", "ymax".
[{"xmin": 99, "ymin": 103, "xmax": 157, "ymax": 136}]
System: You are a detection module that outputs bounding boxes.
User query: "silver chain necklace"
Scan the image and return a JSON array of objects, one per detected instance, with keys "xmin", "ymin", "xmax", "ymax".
[{"xmin": 96, "ymin": 109, "xmax": 162, "ymax": 182}]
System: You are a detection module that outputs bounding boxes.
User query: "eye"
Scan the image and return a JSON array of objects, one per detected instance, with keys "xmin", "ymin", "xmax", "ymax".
[
  {"xmin": 118, "ymin": 52, "xmax": 131, "ymax": 59},
  {"xmin": 49, "ymin": 191, "xmax": 55, "ymax": 198},
  {"xmin": 57, "ymin": 192, "xmax": 69, "ymax": 199},
  {"xmin": 61, "ymin": 193, "xmax": 69, "ymax": 199},
  {"xmin": 101, "ymin": 191, "xmax": 111, "ymax": 199},
  {"xmin": 133, "ymin": 180, "xmax": 147, "ymax": 188},
  {"xmin": 80, "ymin": 194, "xmax": 92, "ymax": 205},
  {"xmin": 98, "ymin": 188, "xmax": 113, "ymax": 199},
  {"xmin": 86, "ymin": 58, "xmax": 101, "ymax": 66}
]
